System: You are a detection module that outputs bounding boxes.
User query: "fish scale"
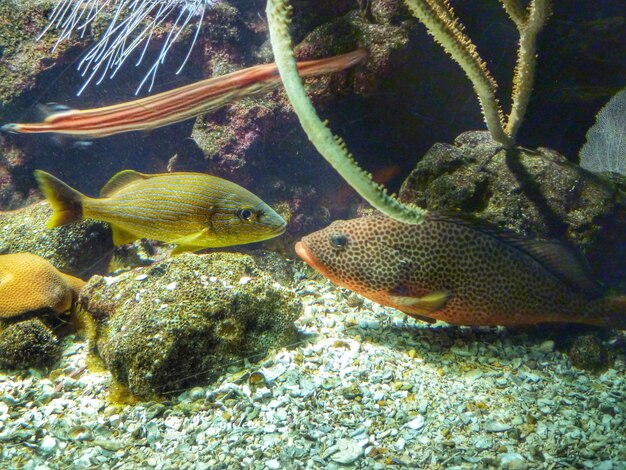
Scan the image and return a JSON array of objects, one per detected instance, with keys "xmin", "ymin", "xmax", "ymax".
[{"xmin": 296, "ymin": 212, "xmax": 626, "ymax": 328}]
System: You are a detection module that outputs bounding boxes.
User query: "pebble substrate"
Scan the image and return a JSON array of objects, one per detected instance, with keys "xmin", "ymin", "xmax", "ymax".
[{"xmin": 1, "ymin": 271, "xmax": 624, "ymax": 469}]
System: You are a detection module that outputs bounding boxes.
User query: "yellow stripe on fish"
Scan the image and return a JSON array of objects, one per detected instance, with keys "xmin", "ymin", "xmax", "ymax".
[
  {"xmin": 34, "ymin": 170, "xmax": 286, "ymax": 254},
  {"xmin": 2, "ymin": 50, "xmax": 366, "ymax": 139}
]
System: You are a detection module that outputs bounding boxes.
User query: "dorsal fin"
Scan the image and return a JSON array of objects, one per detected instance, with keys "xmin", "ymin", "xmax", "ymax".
[
  {"xmin": 100, "ymin": 170, "xmax": 152, "ymax": 197},
  {"xmin": 512, "ymin": 238, "xmax": 602, "ymax": 298},
  {"xmin": 427, "ymin": 211, "xmax": 603, "ymax": 298}
]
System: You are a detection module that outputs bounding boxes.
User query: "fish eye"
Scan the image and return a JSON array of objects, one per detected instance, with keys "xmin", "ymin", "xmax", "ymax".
[
  {"xmin": 329, "ymin": 233, "xmax": 348, "ymax": 250},
  {"xmin": 237, "ymin": 208, "xmax": 255, "ymax": 222}
]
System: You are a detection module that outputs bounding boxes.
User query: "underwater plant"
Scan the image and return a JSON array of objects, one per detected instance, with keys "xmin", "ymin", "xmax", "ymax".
[
  {"xmin": 40, "ymin": 0, "xmax": 216, "ymax": 94},
  {"xmin": 266, "ymin": 0, "xmax": 427, "ymax": 225},
  {"xmin": 403, "ymin": 0, "xmax": 551, "ymax": 149}
]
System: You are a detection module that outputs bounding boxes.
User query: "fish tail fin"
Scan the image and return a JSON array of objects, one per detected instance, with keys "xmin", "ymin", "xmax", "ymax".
[
  {"xmin": 595, "ymin": 295, "xmax": 626, "ymax": 330},
  {"xmin": 34, "ymin": 170, "xmax": 85, "ymax": 228}
]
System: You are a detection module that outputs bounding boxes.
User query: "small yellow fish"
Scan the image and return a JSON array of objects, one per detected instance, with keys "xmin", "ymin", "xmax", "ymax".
[
  {"xmin": 34, "ymin": 170, "xmax": 286, "ymax": 254},
  {"xmin": 296, "ymin": 212, "xmax": 626, "ymax": 328}
]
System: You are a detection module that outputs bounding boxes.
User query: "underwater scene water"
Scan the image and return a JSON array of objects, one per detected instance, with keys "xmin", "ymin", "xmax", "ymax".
[{"xmin": 0, "ymin": 0, "xmax": 625, "ymax": 468}]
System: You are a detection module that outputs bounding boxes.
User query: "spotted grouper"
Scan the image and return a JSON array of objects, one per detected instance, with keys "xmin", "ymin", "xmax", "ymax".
[{"xmin": 295, "ymin": 212, "xmax": 626, "ymax": 328}]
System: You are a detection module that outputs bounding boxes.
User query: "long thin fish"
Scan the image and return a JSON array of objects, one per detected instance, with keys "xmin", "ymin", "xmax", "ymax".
[{"xmin": 2, "ymin": 50, "xmax": 366, "ymax": 139}]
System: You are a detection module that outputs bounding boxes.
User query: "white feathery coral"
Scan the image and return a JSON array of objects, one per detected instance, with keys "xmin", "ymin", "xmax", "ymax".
[{"xmin": 39, "ymin": 0, "xmax": 215, "ymax": 95}]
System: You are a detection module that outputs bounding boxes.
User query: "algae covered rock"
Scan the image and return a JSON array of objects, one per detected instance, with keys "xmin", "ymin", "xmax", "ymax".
[
  {"xmin": 0, "ymin": 318, "xmax": 61, "ymax": 369},
  {"xmin": 79, "ymin": 252, "xmax": 302, "ymax": 397},
  {"xmin": 399, "ymin": 131, "xmax": 626, "ymax": 286},
  {"xmin": 0, "ymin": 201, "xmax": 112, "ymax": 277}
]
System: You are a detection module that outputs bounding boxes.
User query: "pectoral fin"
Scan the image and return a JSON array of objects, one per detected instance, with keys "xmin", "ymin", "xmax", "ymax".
[
  {"xmin": 389, "ymin": 289, "xmax": 451, "ymax": 314},
  {"xmin": 111, "ymin": 225, "xmax": 139, "ymax": 245},
  {"xmin": 170, "ymin": 229, "xmax": 210, "ymax": 255}
]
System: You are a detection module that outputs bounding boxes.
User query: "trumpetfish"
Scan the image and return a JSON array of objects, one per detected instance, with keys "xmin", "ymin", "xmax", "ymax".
[
  {"xmin": 34, "ymin": 169, "xmax": 286, "ymax": 254},
  {"xmin": 295, "ymin": 212, "xmax": 626, "ymax": 328},
  {"xmin": 2, "ymin": 50, "xmax": 366, "ymax": 139}
]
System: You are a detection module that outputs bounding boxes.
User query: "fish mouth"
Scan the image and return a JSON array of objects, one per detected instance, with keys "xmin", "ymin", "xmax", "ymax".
[
  {"xmin": 275, "ymin": 220, "xmax": 287, "ymax": 234},
  {"xmin": 295, "ymin": 241, "xmax": 320, "ymax": 270},
  {"xmin": 295, "ymin": 241, "xmax": 340, "ymax": 286},
  {"xmin": 294, "ymin": 242, "xmax": 317, "ymax": 268}
]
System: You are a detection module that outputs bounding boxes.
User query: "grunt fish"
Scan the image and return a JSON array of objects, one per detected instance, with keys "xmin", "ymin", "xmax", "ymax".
[
  {"xmin": 35, "ymin": 170, "xmax": 286, "ymax": 254},
  {"xmin": 2, "ymin": 50, "xmax": 366, "ymax": 139},
  {"xmin": 295, "ymin": 212, "xmax": 626, "ymax": 328}
]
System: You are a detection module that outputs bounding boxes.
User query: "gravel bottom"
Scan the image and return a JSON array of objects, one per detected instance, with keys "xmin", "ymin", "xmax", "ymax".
[{"xmin": 1, "ymin": 274, "xmax": 625, "ymax": 470}]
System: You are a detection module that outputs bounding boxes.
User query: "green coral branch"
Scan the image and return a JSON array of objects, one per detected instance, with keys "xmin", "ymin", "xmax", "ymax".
[
  {"xmin": 404, "ymin": 0, "xmax": 552, "ymax": 149},
  {"xmin": 404, "ymin": 0, "xmax": 513, "ymax": 147},
  {"xmin": 506, "ymin": 0, "xmax": 551, "ymax": 142},
  {"xmin": 265, "ymin": 0, "xmax": 426, "ymax": 225}
]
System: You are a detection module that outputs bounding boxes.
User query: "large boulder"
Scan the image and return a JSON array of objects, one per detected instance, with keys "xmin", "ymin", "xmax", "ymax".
[
  {"xmin": 399, "ymin": 131, "xmax": 626, "ymax": 287},
  {"xmin": 79, "ymin": 252, "xmax": 302, "ymax": 397}
]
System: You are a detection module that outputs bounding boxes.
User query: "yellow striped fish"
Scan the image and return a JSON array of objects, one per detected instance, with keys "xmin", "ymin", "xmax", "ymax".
[
  {"xmin": 34, "ymin": 170, "xmax": 286, "ymax": 254},
  {"xmin": 3, "ymin": 50, "xmax": 366, "ymax": 139}
]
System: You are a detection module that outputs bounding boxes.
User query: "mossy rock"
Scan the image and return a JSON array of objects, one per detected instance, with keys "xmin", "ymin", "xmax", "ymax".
[
  {"xmin": 0, "ymin": 318, "xmax": 61, "ymax": 369},
  {"xmin": 399, "ymin": 131, "xmax": 626, "ymax": 288},
  {"xmin": 79, "ymin": 252, "xmax": 302, "ymax": 398},
  {"xmin": 0, "ymin": 201, "xmax": 112, "ymax": 277}
]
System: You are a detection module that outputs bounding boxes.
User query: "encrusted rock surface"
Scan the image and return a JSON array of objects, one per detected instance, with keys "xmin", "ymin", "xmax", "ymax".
[
  {"xmin": 79, "ymin": 252, "xmax": 302, "ymax": 397},
  {"xmin": 399, "ymin": 131, "xmax": 626, "ymax": 287},
  {"xmin": 0, "ymin": 318, "xmax": 60, "ymax": 368},
  {"xmin": 0, "ymin": 201, "xmax": 112, "ymax": 277}
]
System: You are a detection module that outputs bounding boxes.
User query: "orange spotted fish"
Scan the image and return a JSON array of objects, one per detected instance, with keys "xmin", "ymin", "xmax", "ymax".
[
  {"xmin": 295, "ymin": 212, "xmax": 626, "ymax": 328},
  {"xmin": 1, "ymin": 50, "xmax": 366, "ymax": 139}
]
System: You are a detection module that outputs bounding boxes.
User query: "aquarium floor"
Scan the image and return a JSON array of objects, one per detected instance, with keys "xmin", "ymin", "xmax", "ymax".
[{"xmin": 1, "ymin": 272, "xmax": 624, "ymax": 469}]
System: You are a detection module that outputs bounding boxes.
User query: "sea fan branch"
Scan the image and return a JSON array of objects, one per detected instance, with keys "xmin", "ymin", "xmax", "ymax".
[
  {"xmin": 403, "ymin": 0, "xmax": 552, "ymax": 148},
  {"xmin": 266, "ymin": 0, "xmax": 426, "ymax": 225},
  {"xmin": 505, "ymin": 0, "xmax": 552, "ymax": 142},
  {"xmin": 404, "ymin": 0, "xmax": 512, "ymax": 147}
]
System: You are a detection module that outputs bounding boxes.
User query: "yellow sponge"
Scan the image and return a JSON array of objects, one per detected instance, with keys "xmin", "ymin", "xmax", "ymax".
[{"xmin": 0, "ymin": 253, "xmax": 85, "ymax": 318}]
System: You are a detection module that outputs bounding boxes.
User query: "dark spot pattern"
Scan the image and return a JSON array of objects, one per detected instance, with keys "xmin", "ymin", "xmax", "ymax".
[{"xmin": 299, "ymin": 213, "xmax": 604, "ymax": 326}]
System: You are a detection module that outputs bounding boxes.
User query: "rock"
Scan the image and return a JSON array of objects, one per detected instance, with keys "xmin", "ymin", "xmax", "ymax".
[
  {"xmin": 326, "ymin": 438, "xmax": 363, "ymax": 464},
  {"xmin": 406, "ymin": 415, "xmax": 426, "ymax": 430},
  {"xmin": 79, "ymin": 252, "xmax": 302, "ymax": 397},
  {"xmin": 399, "ymin": 131, "xmax": 626, "ymax": 287},
  {"xmin": 567, "ymin": 334, "xmax": 610, "ymax": 372},
  {"xmin": 39, "ymin": 435, "xmax": 57, "ymax": 454},
  {"xmin": 0, "ymin": 318, "xmax": 61, "ymax": 368},
  {"xmin": 497, "ymin": 452, "xmax": 527, "ymax": 470},
  {"xmin": 0, "ymin": 202, "xmax": 112, "ymax": 277},
  {"xmin": 538, "ymin": 340, "xmax": 555, "ymax": 354},
  {"xmin": 485, "ymin": 420, "xmax": 512, "ymax": 433},
  {"xmin": 265, "ymin": 459, "xmax": 281, "ymax": 469}
]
